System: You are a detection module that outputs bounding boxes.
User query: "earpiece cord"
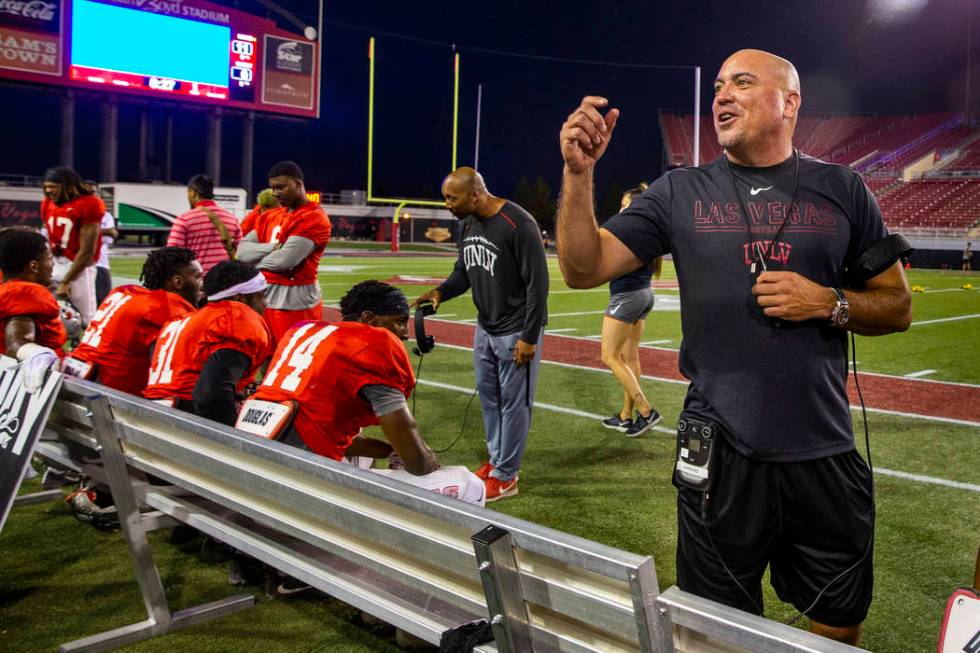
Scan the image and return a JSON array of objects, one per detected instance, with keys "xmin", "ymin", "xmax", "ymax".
[
  {"xmin": 703, "ymin": 329, "xmax": 875, "ymax": 623},
  {"xmin": 410, "ymin": 344, "xmax": 479, "ymax": 454},
  {"xmin": 785, "ymin": 332, "xmax": 875, "ymax": 626}
]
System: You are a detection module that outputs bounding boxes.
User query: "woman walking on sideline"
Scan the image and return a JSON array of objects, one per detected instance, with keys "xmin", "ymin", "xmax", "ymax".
[{"xmin": 600, "ymin": 184, "xmax": 662, "ymax": 437}]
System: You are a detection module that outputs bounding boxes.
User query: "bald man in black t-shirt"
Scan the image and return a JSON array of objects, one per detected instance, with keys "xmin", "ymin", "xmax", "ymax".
[{"xmin": 556, "ymin": 49, "xmax": 912, "ymax": 646}]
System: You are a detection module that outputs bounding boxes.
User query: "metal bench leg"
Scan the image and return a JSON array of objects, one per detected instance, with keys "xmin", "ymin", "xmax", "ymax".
[
  {"xmin": 58, "ymin": 395, "xmax": 253, "ymax": 653},
  {"xmin": 472, "ymin": 524, "xmax": 534, "ymax": 653},
  {"xmin": 13, "ymin": 489, "xmax": 62, "ymax": 506}
]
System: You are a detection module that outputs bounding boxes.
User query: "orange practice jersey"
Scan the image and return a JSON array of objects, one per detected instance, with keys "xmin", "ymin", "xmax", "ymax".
[
  {"xmin": 41, "ymin": 194, "xmax": 104, "ymax": 263},
  {"xmin": 251, "ymin": 321, "xmax": 415, "ymax": 460},
  {"xmin": 68, "ymin": 285, "xmax": 196, "ymax": 395},
  {"xmin": 0, "ymin": 280, "xmax": 66, "ymax": 356},
  {"xmin": 144, "ymin": 300, "xmax": 272, "ymax": 401},
  {"xmin": 255, "ymin": 202, "xmax": 331, "ymax": 286}
]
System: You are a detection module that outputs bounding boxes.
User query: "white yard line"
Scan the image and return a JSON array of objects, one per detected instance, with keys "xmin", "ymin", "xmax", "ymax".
[
  {"xmin": 415, "ymin": 378, "xmax": 979, "ymax": 493},
  {"xmin": 428, "ymin": 342, "xmax": 980, "ymax": 428},
  {"xmin": 548, "ymin": 310, "xmax": 608, "ymax": 318},
  {"xmin": 903, "ymin": 369, "xmax": 937, "ymax": 378},
  {"xmin": 910, "ymin": 313, "xmax": 980, "ymax": 327}
]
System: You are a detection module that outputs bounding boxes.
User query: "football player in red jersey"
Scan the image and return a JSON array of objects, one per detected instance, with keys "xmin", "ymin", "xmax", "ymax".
[
  {"xmin": 144, "ymin": 260, "xmax": 272, "ymax": 426},
  {"xmin": 246, "ymin": 280, "xmax": 484, "ymax": 505},
  {"xmin": 65, "ymin": 247, "xmax": 204, "ymax": 395},
  {"xmin": 0, "ymin": 228, "xmax": 66, "ymax": 392},
  {"xmin": 41, "ymin": 167, "xmax": 104, "ymax": 325},
  {"xmin": 237, "ymin": 161, "xmax": 331, "ymax": 344}
]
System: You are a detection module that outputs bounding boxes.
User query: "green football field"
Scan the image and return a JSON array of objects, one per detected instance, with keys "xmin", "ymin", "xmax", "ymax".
[{"xmin": 2, "ymin": 250, "xmax": 978, "ymax": 652}]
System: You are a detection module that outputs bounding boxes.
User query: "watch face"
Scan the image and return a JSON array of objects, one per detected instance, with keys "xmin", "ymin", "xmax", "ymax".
[{"xmin": 837, "ymin": 305, "xmax": 849, "ymax": 326}]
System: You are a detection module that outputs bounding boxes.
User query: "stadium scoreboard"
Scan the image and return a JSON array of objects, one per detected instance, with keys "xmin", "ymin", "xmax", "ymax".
[{"xmin": 0, "ymin": 0, "xmax": 320, "ymax": 117}]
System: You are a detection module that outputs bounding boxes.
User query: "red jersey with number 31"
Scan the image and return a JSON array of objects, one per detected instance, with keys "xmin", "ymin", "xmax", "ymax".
[
  {"xmin": 251, "ymin": 321, "xmax": 415, "ymax": 460},
  {"xmin": 144, "ymin": 300, "xmax": 272, "ymax": 401},
  {"xmin": 41, "ymin": 194, "xmax": 104, "ymax": 263},
  {"xmin": 68, "ymin": 286, "xmax": 196, "ymax": 395}
]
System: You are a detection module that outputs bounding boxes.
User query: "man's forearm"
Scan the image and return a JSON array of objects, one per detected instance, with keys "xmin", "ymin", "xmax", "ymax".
[
  {"xmin": 237, "ymin": 240, "xmax": 276, "ymax": 264},
  {"xmin": 556, "ymin": 167, "xmax": 603, "ymax": 287},
  {"xmin": 62, "ymin": 248, "xmax": 93, "ymax": 284},
  {"xmin": 844, "ymin": 286, "xmax": 912, "ymax": 336}
]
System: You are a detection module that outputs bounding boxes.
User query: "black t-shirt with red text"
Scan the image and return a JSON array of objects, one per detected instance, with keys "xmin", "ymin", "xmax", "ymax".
[{"xmin": 604, "ymin": 153, "xmax": 887, "ymax": 462}]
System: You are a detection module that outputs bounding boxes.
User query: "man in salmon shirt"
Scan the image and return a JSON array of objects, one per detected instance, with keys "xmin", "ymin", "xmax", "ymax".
[
  {"xmin": 237, "ymin": 161, "xmax": 330, "ymax": 344},
  {"xmin": 144, "ymin": 260, "xmax": 272, "ymax": 426},
  {"xmin": 41, "ymin": 166, "xmax": 104, "ymax": 325},
  {"xmin": 0, "ymin": 228, "xmax": 66, "ymax": 392},
  {"xmin": 64, "ymin": 247, "xmax": 203, "ymax": 395}
]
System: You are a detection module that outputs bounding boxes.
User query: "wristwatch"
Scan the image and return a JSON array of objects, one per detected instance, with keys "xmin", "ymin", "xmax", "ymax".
[{"xmin": 829, "ymin": 287, "xmax": 849, "ymax": 328}]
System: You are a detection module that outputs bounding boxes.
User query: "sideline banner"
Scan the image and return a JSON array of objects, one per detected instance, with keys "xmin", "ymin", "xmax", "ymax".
[{"xmin": 0, "ymin": 355, "xmax": 63, "ymax": 533}]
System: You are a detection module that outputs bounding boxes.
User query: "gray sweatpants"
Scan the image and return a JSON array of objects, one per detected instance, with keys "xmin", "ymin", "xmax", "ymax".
[{"xmin": 473, "ymin": 325, "xmax": 543, "ymax": 481}]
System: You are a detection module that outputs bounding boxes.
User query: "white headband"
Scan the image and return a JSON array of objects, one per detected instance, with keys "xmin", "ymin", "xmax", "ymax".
[{"xmin": 207, "ymin": 273, "xmax": 267, "ymax": 302}]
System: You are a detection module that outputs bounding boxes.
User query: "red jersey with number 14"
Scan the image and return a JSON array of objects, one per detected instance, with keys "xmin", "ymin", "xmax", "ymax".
[
  {"xmin": 41, "ymin": 194, "xmax": 104, "ymax": 263},
  {"xmin": 67, "ymin": 286, "xmax": 196, "ymax": 395},
  {"xmin": 144, "ymin": 300, "xmax": 272, "ymax": 401},
  {"xmin": 0, "ymin": 280, "xmax": 66, "ymax": 357},
  {"xmin": 251, "ymin": 321, "xmax": 414, "ymax": 460}
]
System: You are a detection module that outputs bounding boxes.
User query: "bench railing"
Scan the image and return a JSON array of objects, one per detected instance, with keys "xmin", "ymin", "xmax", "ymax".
[{"xmin": 32, "ymin": 377, "xmax": 866, "ymax": 653}]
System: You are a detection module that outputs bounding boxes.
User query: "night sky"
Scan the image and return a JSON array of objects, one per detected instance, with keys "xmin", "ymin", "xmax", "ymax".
[{"xmin": 0, "ymin": 0, "xmax": 976, "ymax": 204}]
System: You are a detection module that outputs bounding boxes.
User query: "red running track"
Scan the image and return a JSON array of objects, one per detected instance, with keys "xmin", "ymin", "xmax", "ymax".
[{"xmin": 323, "ymin": 307, "xmax": 980, "ymax": 425}]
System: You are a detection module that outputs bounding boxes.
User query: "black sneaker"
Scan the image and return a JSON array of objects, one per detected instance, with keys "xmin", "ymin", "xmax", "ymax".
[
  {"xmin": 276, "ymin": 575, "xmax": 313, "ymax": 596},
  {"xmin": 625, "ymin": 409, "xmax": 662, "ymax": 438},
  {"xmin": 601, "ymin": 415, "xmax": 633, "ymax": 432}
]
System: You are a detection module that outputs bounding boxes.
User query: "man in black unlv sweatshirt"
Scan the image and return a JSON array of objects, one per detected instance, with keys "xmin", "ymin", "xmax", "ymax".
[{"xmin": 415, "ymin": 167, "xmax": 549, "ymax": 502}]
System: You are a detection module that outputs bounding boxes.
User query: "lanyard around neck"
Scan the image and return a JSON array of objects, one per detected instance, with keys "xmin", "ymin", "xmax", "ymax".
[{"xmin": 725, "ymin": 149, "xmax": 800, "ymax": 279}]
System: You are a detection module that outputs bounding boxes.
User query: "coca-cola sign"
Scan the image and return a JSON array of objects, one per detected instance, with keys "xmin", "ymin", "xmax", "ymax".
[
  {"xmin": 0, "ymin": 1, "xmax": 56, "ymax": 21},
  {"xmin": 0, "ymin": 0, "xmax": 59, "ymax": 34}
]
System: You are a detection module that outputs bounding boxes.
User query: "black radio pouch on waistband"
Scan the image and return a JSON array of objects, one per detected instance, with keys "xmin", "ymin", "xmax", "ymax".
[{"xmin": 672, "ymin": 413, "xmax": 720, "ymax": 494}]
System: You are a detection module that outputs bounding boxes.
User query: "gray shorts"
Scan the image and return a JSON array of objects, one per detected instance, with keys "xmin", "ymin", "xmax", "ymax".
[{"xmin": 605, "ymin": 287, "xmax": 654, "ymax": 323}]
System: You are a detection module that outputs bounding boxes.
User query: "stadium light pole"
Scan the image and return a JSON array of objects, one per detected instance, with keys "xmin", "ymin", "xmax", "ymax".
[
  {"xmin": 452, "ymin": 50, "xmax": 460, "ymax": 171},
  {"xmin": 474, "ymin": 84, "xmax": 483, "ymax": 171},
  {"xmin": 693, "ymin": 66, "xmax": 701, "ymax": 167}
]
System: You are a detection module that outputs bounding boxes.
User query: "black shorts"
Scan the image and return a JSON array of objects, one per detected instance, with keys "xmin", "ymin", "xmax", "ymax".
[{"xmin": 676, "ymin": 433, "xmax": 874, "ymax": 627}]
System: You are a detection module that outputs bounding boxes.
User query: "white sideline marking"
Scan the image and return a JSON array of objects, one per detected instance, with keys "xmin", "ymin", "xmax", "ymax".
[
  {"xmin": 642, "ymin": 340, "xmax": 672, "ymax": 346},
  {"xmin": 904, "ymin": 369, "xmax": 937, "ymax": 378},
  {"xmin": 874, "ymin": 468, "xmax": 980, "ymax": 493},
  {"xmin": 317, "ymin": 265, "xmax": 372, "ymax": 273},
  {"xmin": 431, "ymin": 319, "xmax": 980, "ymax": 389},
  {"xmin": 911, "ymin": 313, "xmax": 980, "ymax": 327},
  {"xmin": 416, "ymin": 379, "xmax": 674, "ymax": 436},
  {"xmin": 548, "ymin": 287, "xmax": 680, "ymax": 295},
  {"xmin": 427, "ymin": 341, "xmax": 980, "ymax": 428},
  {"xmin": 549, "ymin": 310, "xmax": 607, "ymax": 318},
  {"xmin": 415, "ymin": 378, "xmax": 979, "ymax": 493},
  {"xmin": 545, "ymin": 328, "xmax": 578, "ymax": 333}
]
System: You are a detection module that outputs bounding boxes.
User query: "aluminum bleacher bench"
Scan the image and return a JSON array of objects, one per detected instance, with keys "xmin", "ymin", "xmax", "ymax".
[{"xmin": 33, "ymin": 377, "xmax": 866, "ymax": 653}]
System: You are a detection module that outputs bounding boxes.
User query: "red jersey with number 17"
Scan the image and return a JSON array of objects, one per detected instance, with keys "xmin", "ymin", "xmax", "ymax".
[
  {"xmin": 41, "ymin": 194, "xmax": 104, "ymax": 263},
  {"xmin": 143, "ymin": 300, "xmax": 272, "ymax": 401},
  {"xmin": 251, "ymin": 321, "xmax": 415, "ymax": 460},
  {"xmin": 0, "ymin": 280, "xmax": 67, "ymax": 357},
  {"xmin": 67, "ymin": 286, "xmax": 196, "ymax": 395},
  {"xmin": 258, "ymin": 202, "xmax": 331, "ymax": 286}
]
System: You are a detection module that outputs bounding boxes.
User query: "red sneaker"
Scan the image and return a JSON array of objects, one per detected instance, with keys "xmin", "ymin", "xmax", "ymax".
[
  {"xmin": 475, "ymin": 461, "xmax": 494, "ymax": 480},
  {"xmin": 485, "ymin": 476, "xmax": 518, "ymax": 502}
]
